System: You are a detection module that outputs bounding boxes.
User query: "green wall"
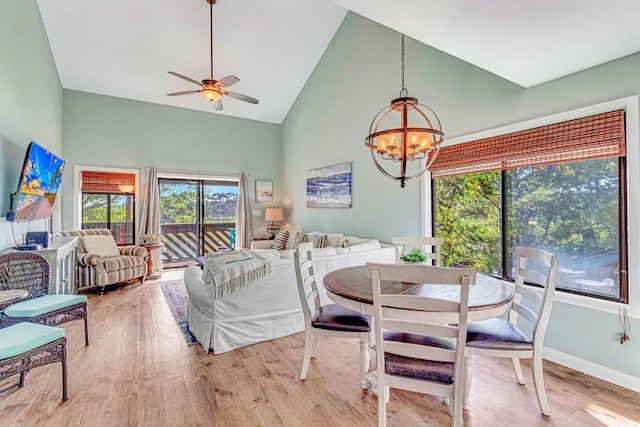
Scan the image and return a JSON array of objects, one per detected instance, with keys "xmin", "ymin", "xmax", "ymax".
[
  {"xmin": 282, "ymin": 13, "xmax": 640, "ymax": 379},
  {"xmin": 61, "ymin": 90, "xmax": 282, "ymax": 235},
  {"xmin": 0, "ymin": 0, "xmax": 63, "ymax": 248}
]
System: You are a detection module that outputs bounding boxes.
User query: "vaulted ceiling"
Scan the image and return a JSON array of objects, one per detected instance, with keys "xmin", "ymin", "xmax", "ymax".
[{"xmin": 37, "ymin": 0, "xmax": 640, "ymax": 124}]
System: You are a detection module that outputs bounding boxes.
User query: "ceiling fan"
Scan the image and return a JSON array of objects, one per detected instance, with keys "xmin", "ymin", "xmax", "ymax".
[{"xmin": 167, "ymin": 0, "xmax": 258, "ymax": 111}]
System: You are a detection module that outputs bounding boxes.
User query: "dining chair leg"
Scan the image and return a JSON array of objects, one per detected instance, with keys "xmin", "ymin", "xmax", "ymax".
[
  {"xmin": 300, "ymin": 332, "xmax": 314, "ymax": 380},
  {"xmin": 512, "ymin": 357, "xmax": 525, "ymax": 385},
  {"xmin": 359, "ymin": 334, "xmax": 370, "ymax": 390},
  {"xmin": 463, "ymin": 355, "xmax": 472, "ymax": 409},
  {"xmin": 452, "ymin": 388, "xmax": 463, "ymax": 427},
  {"xmin": 377, "ymin": 382, "xmax": 387, "ymax": 426},
  {"xmin": 532, "ymin": 349, "xmax": 550, "ymax": 416},
  {"xmin": 311, "ymin": 334, "xmax": 319, "ymax": 358}
]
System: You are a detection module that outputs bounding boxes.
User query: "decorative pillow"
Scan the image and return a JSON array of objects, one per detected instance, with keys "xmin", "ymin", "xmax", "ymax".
[
  {"xmin": 270, "ymin": 230, "xmax": 290, "ymax": 250},
  {"xmin": 326, "ymin": 233, "xmax": 344, "ymax": 247},
  {"xmin": 284, "ymin": 231, "xmax": 307, "ymax": 250},
  {"xmin": 81, "ymin": 235, "xmax": 120, "ymax": 257},
  {"xmin": 312, "ymin": 234, "xmax": 328, "ymax": 248},
  {"xmin": 339, "ymin": 237, "xmax": 351, "ymax": 248}
]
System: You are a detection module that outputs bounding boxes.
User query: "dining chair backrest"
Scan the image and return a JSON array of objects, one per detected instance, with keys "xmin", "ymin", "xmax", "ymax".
[
  {"xmin": 367, "ymin": 262, "xmax": 476, "ymax": 426},
  {"xmin": 511, "ymin": 246, "xmax": 558, "ymax": 346},
  {"xmin": 392, "ymin": 236, "xmax": 444, "ymax": 266},
  {"xmin": 294, "ymin": 242, "xmax": 319, "ymax": 327},
  {"xmin": 0, "ymin": 252, "xmax": 50, "ymax": 307}
]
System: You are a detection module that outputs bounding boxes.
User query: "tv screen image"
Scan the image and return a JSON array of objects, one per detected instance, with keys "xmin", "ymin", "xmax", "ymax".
[{"xmin": 11, "ymin": 142, "xmax": 65, "ymax": 221}]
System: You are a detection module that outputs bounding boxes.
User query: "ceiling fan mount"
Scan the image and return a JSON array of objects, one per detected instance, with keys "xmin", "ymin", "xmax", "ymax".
[{"xmin": 167, "ymin": 0, "xmax": 258, "ymax": 110}]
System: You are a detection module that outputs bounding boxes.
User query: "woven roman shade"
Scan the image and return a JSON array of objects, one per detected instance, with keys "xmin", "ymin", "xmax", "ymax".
[
  {"xmin": 429, "ymin": 110, "xmax": 626, "ymax": 178},
  {"xmin": 81, "ymin": 171, "xmax": 136, "ymax": 194}
]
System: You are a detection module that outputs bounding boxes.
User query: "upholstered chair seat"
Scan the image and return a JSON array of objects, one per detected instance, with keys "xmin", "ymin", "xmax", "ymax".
[
  {"xmin": 311, "ymin": 304, "xmax": 371, "ymax": 333},
  {"xmin": 466, "ymin": 318, "xmax": 534, "ymax": 351},
  {"xmin": 383, "ymin": 332, "xmax": 456, "ymax": 384},
  {"xmin": 4, "ymin": 295, "xmax": 87, "ymax": 318}
]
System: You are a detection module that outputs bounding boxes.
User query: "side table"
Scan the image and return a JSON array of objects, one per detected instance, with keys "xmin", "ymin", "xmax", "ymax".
[{"xmin": 142, "ymin": 243, "xmax": 164, "ymax": 280}]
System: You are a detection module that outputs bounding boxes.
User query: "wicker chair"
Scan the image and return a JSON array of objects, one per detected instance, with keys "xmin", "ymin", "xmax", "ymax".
[{"xmin": 0, "ymin": 252, "xmax": 89, "ymax": 346}]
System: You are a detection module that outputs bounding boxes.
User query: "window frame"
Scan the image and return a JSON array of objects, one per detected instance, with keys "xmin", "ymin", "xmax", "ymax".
[
  {"xmin": 421, "ymin": 96, "xmax": 640, "ymax": 318},
  {"xmin": 81, "ymin": 192, "xmax": 136, "ymax": 246}
]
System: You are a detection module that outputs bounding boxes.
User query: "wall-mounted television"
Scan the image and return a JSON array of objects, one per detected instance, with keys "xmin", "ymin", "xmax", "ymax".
[{"xmin": 6, "ymin": 142, "xmax": 65, "ymax": 222}]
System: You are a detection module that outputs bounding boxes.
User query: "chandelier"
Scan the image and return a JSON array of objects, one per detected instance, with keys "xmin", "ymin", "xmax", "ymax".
[{"xmin": 365, "ymin": 34, "xmax": 445, "ymax": 188}]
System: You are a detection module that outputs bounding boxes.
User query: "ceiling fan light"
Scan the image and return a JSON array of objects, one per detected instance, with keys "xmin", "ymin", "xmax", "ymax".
[{"xmin": 202, "ymin": 88, "xmax": 222, "ymax": 102}]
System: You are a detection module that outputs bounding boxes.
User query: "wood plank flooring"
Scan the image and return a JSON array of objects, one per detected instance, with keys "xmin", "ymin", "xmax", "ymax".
[{"xmin": 1, "ymin": 276, "xmax": 640, "ymax": 427}]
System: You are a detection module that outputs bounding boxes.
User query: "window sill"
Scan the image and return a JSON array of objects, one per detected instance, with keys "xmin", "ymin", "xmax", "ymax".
[{"xmin": 551, "ymin": 288, "xmax": 634, "ymax": 318}]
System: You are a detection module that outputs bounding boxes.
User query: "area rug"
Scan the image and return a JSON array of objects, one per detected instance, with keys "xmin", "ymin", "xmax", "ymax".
[{"xmin": 159, "ymin": 280, "xmax": 198, "ymax": 345}]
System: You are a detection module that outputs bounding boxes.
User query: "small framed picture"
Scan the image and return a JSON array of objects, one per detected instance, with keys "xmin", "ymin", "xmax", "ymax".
[{"xmin": 255, "ymin": 180, "xmax": 273, "ymax": 202}]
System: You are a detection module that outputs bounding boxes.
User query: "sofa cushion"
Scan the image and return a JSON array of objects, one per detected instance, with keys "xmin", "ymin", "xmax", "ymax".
[
  {"xmin": 103, "ymin": 255, "xmax": 146, "ymax": 273},
  {"xmin": 270, "ymin": 231, "xmax": 289, "ymax": 250},
  {"xmin": 348, "ymin": 240, "xmax": 381, "ymax": 253},
  {"xmin": 285, "ymin": 231, "xmax": 307, "ymax": 250},
  {"xmin": 338, "ymin": 236, "xmax": 351, "ymax": 248},
  {"xmin": 81, "ymin": 235, "xmax": 120, "ymax": 257}
]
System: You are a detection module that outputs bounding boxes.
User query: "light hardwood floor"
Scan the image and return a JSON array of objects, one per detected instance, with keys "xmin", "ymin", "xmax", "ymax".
[{"xmin": 1, "ymin": 275, "xmax": 640, "ymax": 427}]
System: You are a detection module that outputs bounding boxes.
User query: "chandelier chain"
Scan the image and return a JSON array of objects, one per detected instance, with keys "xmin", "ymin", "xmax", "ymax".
[{"xmin": 400, "ymin": 34, "xmax": 407, "ymax": 97}]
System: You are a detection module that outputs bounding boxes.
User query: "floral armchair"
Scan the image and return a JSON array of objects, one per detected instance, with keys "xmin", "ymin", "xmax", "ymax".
[{"xmin": 56, "ymin": 229, "xmax": 148, "ymax": 294}]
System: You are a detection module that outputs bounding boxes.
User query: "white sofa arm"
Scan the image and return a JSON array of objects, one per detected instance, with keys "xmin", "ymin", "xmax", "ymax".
[{"xmin": 250, "ymin": 240, "xmax": 272, "ymax": 249}]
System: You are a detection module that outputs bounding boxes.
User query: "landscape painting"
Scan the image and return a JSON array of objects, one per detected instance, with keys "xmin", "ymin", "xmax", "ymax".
[
  {"xmin": 255, "ymin": 180, "xmax": 273, "ymax": 202},
  {"xmin": 307, "ymin": 162, "xmax": 352, "ymax": 208}
]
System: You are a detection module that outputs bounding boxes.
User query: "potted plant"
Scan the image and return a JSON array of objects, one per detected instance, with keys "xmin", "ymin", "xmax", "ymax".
[{"xmin": 400, "ymin": 247, "xmax": 427, "ymax": 263}]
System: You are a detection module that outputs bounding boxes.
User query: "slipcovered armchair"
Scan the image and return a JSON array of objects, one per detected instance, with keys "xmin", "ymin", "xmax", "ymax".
[{"xmin": 56, "ymin": 229, "xmax": 148, "ymax": 295}]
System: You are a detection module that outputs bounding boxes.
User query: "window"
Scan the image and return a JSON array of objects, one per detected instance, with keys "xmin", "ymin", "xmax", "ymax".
[
  {"xmin": 81, "ymin": 171, "xmax": 136, "ymax": 245},
  {"xmin": 431, "ymin": 109, "xmax": 628, "ymax": 303}
]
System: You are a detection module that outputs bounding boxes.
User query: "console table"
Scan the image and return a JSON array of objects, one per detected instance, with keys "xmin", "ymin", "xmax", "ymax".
[{"xmin": 32, "ymin": 236, "xmax": 79, "ymax": 295}]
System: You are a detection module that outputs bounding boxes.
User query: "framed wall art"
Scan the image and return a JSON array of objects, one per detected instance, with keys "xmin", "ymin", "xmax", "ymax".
[
  {"xmin": 306, "ymin": 162, "xmax": 352, "ymax": 208},
  {"xmin": 255, "ymin": 180, "xmax": 273, "ymax": 202}
]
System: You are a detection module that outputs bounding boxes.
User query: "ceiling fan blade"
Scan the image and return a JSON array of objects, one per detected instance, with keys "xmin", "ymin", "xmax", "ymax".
[
  {"xmin": 219, "ymin": 75, "xmax": 240, "ymax": 88},
  {"xmin": 214, "ymin": 99, "xmax": 223, "ymax": 111},
  {"xmin": 226, "ymin": 91, "xmax": 259, "ymax": 104},
  {"xmin": 168, "ymin": 71, "xmax": 202, "ymax": 86},
  {"xmin": 167, "ymin": 90, "xmax": 201, "ymax": 96}
]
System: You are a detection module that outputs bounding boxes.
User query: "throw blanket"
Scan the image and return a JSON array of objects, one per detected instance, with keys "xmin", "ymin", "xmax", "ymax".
[{"xmin": 203, "ymin": 250, "xmax": 271, "ymax": 299}]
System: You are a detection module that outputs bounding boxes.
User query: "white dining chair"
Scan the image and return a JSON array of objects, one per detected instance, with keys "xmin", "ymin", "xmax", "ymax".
[
  {"xmin": 367, "ymin": 262, "xmax": 477, "ymax": 427},
  {"xmin": 464, "ymin": 246, "xmax": 558, "ymax": 416},
  {"xmin": 294, "ymin": 242, "xmax": 371, "ymax": 389},
  {"xmin": 392, "ymin": 236, "xmax": 444, "ymax": 266}
]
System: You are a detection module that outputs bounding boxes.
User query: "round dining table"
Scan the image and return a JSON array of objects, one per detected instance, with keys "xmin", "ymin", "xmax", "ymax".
[{"xmin": 323, "ymin": 265, "xmax": 515, "ymax": 323}]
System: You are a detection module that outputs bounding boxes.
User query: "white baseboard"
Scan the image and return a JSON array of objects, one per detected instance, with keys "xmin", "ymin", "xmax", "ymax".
[{"xmin": 544, "ymin": 347, "xmax": 640, "ymax": 393}]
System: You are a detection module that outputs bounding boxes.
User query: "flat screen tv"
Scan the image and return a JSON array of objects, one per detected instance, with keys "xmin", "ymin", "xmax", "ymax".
[{"xmin": 7, "ymin": 142, "xmax": 65, "ymax": 221}]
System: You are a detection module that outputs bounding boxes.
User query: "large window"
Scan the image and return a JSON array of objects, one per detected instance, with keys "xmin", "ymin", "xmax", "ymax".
[
  {"xmin": 432, "ymin": 109, "xmax": 628, "ymax": 303},
  {"xmin": 81, "ymin": 171, "xmax": 136, "ymax": 245}
]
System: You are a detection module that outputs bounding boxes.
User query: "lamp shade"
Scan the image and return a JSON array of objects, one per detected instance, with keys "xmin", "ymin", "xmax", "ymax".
[
  {"xmin": 265, "ymin": 208, "xmax": 284, "ymax": 222},
  {"xmin": 118, "ymin": 184, "xmax": 135, "ymax": 193}
]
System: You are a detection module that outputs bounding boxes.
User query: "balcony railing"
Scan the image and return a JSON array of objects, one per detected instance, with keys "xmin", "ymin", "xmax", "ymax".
[
  {"xmin": 161, "ymin": 222, "xmax": 235, "ymax": 264},
  {"xmin": 82, "ymin": 222, "xmax": 134, "ymax": 245}
]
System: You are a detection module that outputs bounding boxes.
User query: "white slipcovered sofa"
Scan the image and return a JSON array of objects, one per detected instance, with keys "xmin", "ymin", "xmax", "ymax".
[{"xmin": 184, "ymin": 235, "xmax": 395, "ymax": 354}]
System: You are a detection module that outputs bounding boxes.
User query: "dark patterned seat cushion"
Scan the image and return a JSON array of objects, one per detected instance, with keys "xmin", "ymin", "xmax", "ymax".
[
  {"xmin": 383, "ymin": 332, "xmax": 456, "ymax": 384},
  {"xmin": 311, "ymin": 304, "xmax": 371, "ymax": 332},
  {"xmin": 103, "ymin": 255, "xmax": 146, "ymax": 273},
  {"xmin": 466, "ymin": 318, "xmax": 533, "ymax": 350}
]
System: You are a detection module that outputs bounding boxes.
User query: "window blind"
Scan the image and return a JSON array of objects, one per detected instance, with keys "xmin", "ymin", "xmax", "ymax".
[
  {"xmin": 429, "ymin": 109, "xmax": 626, "ymax": 178},
  {"xmin": 81, "ymin": 171, "xmax": 136, "ymax": 194}
]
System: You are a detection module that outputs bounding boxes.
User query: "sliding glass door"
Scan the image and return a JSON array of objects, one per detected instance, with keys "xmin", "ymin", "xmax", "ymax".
[{"xmin": 159, "ymin": 178, "xmax": 238, "ymax": 267}]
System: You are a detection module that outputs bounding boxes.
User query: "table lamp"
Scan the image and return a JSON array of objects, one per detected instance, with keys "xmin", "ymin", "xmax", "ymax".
[{"xmin": 265, "ymin": 208, "xmax": 284, "ymax": 239}]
